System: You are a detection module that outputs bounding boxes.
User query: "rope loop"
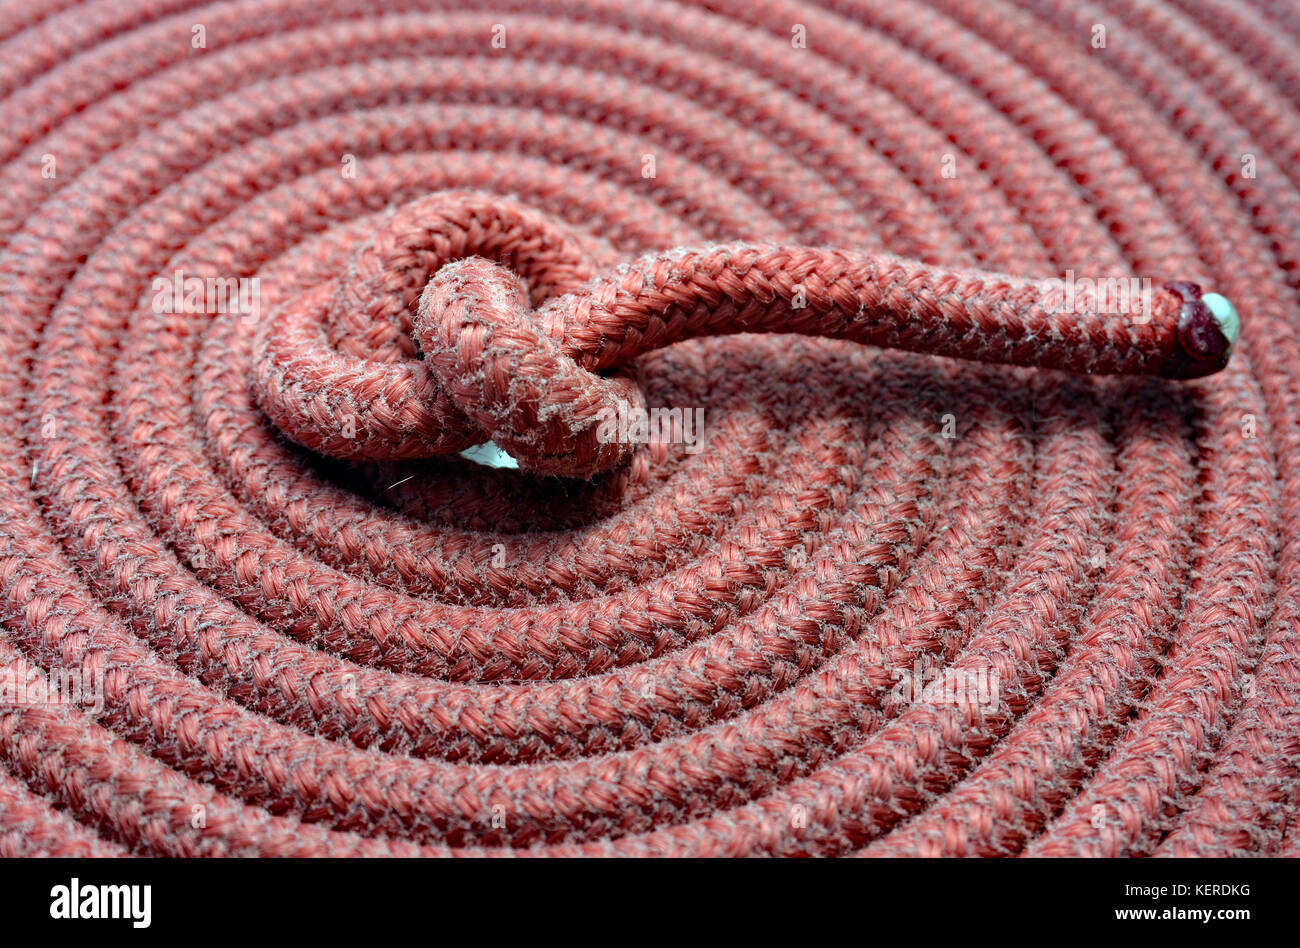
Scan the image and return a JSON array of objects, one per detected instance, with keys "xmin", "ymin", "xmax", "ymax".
[
  {"xmin": 415, "ymin": 256, "xmax": 646, "ymax": 477},
  {"xmin": 250, "ymin": 191, "xmax": 646, "ymax": 472}
]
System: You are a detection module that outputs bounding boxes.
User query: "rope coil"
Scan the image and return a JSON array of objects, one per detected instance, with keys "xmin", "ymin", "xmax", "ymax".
[{"xmin": 0, "ymin": 0, "xmax": 1297, "ymax": 857}]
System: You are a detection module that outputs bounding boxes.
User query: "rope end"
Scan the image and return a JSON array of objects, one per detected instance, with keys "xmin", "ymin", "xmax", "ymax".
[{"xmin": 1161, "ymin": 281, "xmax": 1238, "ymax": 379}]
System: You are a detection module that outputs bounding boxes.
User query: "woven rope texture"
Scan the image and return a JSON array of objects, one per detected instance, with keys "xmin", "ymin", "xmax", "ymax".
[{"xmin": 1, "ymin": 0, "xmax": 1298, "ymax": 856}]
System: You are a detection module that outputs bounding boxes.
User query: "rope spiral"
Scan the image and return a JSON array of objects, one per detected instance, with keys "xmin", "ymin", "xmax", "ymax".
[{"xmin": 0, "ymin": 0, "xmax": 1297, "ymax": 857}]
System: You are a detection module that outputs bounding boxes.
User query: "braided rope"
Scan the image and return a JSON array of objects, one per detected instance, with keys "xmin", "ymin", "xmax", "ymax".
[{"xmin": 0, "ymin": 0, "xmax": 1297, "ymax": 856}]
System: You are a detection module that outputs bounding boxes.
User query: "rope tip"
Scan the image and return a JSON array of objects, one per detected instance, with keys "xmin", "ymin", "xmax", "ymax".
[
  {"xmin": 459, "ymin": 441, "xmax": 520, "ymax": 470},
  {"xmin": 1202, "ymin": 292, "xmax": 1240, "ymax": 353},
  {"xmin": 1161, "ymin": 281, "xmax": 1238, "ymax": 378}
]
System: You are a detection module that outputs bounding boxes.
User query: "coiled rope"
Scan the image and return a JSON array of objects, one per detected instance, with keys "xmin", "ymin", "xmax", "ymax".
[{"xmin": 0, "ymin": 0, "xmax": 1297, "ymax": 857}]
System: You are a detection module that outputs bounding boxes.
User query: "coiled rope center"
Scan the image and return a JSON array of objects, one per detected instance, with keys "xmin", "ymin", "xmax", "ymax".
[{"xmin": 2, "ymin": 0, "xmax": 1298, "ymax": 860}]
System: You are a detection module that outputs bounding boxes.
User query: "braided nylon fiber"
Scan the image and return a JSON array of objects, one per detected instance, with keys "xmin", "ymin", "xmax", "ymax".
[{"xmin": 0, "ymin": 0, "xmax": 1297, "ymax": 857}]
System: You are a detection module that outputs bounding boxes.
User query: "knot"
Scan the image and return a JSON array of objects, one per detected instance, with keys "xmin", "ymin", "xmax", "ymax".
[
  {"xmin": 251, "ymin": 192, "xmax": 644, "ymax": 477},
  {"xmin": 416, "ymin": 257, "xmax": 645, "ymax": 477}
]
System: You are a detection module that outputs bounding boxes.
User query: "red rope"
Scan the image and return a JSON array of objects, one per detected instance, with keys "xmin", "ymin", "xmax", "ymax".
[{"xmin": 0, "ymin": 0, "xmax": 1296, "ymax": 857}]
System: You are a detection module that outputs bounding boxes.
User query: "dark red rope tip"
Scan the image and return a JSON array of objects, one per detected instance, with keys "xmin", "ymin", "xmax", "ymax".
[{"xmin": 1159, "ymin": 280, "xmax": 1238, "ymax": 379}]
